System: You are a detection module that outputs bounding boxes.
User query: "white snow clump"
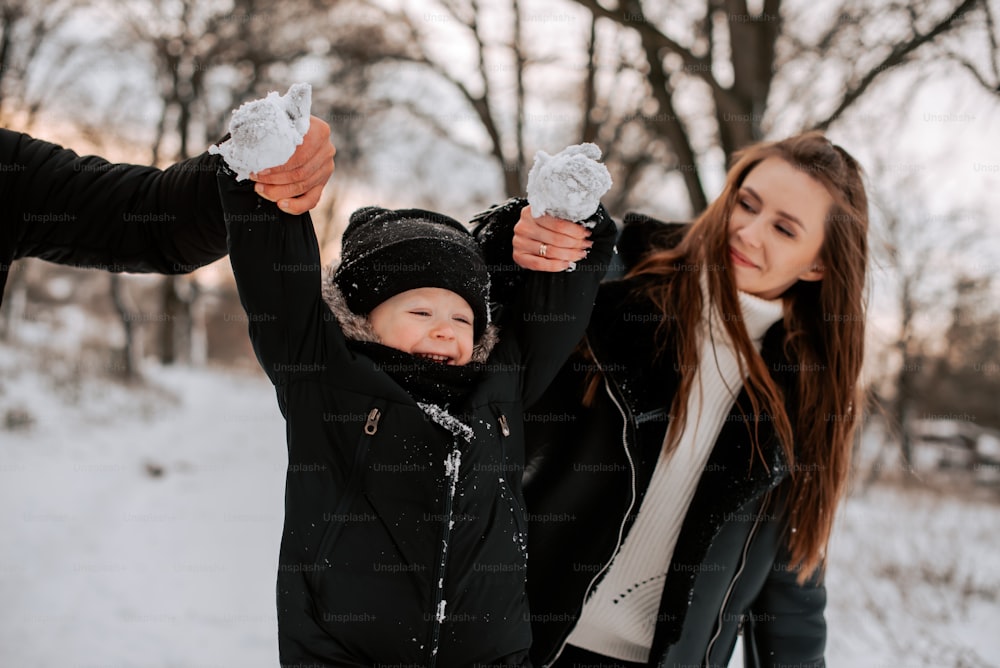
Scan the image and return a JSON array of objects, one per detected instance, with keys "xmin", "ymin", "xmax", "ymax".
[
  {"xmin": 210, "ymin": 83, "xmax": 312, "ymax": 181},
  {"xmin": 436, "ymin": 599, "xmax": 447, "ymax": 623},
  {"xmin": 526, "ymin": 142, "xmax": 612, "ymax": 224}
]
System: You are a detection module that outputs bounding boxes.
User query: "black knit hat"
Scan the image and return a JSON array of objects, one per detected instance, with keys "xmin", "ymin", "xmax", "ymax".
[{"xmin": 333, "ymin": 206, "xmax": 490, "ymax": 339}]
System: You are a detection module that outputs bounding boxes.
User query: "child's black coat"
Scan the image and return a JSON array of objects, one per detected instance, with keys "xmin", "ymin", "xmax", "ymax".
[{"xmin": 218, "ymin": 173, "xmax": 616, "ymax": 668}]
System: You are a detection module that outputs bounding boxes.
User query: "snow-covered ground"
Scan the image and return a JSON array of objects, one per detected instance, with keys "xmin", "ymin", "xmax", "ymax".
[
  {"xmin": 825, "ymin": 484, "xmax": 999, "ymax": 667},
  {"xmin": 0, "ymin": 341, "xmax": 286, "ymax": 667},
  {"xmin": 1, "ymin": 338, "xmax": 998, "ymax": 667}
]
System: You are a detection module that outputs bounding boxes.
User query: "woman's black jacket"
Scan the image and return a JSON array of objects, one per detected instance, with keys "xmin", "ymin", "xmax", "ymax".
[
  {"xmin": 521, "ymin": 218, "xmax": 827, "ymax": 668},
  {"xmin": 0, "ymin": 128, "xmax": 227, "ymax": 308}
]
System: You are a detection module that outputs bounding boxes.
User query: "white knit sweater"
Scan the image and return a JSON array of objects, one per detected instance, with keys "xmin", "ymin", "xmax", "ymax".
[{"xmin": 566, "ymin": 287, "xmax": 783, "ymax": 662}]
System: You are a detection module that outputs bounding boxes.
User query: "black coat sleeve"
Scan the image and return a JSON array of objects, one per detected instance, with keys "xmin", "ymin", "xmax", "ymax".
[
  {"xmin": 743, "ymin": 536, "xmax": 827, "ymax": 667},
  {"xmin": 2, "ymin": 128, "xmax": 226, "ymax": 273},
  {"xmin": 472, "ymin": 197, "xmax": 617, "ymax": 407},
  {"xmin": 217, "ymin": 166, "xmax": 334, "ymax": 389}
]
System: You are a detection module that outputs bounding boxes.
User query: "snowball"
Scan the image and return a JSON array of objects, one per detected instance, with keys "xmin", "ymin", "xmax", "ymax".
[
  {"xmin": 210, "ymin": 83, "xmax": 312, "ymax": 181},
  {"xmin": 526, "ymin": 142, "xmax": 613, "ymax": 224}
]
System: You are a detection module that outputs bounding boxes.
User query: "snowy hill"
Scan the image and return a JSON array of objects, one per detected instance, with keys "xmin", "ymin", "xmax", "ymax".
[{"xmin": 1, "ymin": 339, "xmax": 997, "ymax": 667}]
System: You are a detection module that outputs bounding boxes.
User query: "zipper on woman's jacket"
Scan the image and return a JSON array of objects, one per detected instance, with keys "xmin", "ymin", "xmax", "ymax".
[
  {"xmin": 704, "ymin": 490, "xmax": 771, "ymax": 667},
  {"xmin": 546, "ymin": 340, "xmax": 640, "ymax": 667}
]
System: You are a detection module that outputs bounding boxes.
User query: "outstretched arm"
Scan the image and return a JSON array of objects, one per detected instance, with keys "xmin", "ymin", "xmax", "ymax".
[
  {"xmin": 5, "ymin": 117, "xmax": 333, "ymax": 274},
  {"xmin": 473, "ymin": 198, "xmax": 616, "ymax": 406},
  {"xmin": 219, "ymin": 166, "xmax": 334, "ymax": 389}
]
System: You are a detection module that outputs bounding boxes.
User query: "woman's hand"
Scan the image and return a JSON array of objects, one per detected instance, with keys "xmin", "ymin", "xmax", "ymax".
[
  {"xmin": 250, "ymin": 115, "xmax": 336, "ymax": 214},
  {"xmin": 512, "ymin": 205, "xmax": 593, "ymax": 272}
]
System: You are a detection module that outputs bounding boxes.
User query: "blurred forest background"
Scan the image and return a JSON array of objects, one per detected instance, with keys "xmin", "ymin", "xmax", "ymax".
[{"xmin": 0, "ymin": 0, "xmax": 999, "ymax": 664}]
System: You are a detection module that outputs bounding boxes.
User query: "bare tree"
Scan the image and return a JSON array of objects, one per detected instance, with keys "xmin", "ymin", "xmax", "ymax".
[
  {"xmin": 108, "ymin": 274, "xmax": 144, "ymax": 381},
  {"xmin": 566, "ymin": 0, "xmax": 988, "ymax": 213},
  {"xmin": 325, "ymin": 0, "xmax": 657, "ymax": 209},
  {"xmin": 928, "ymin": 275, "xmax": 1000, "ymax": 432},
  {"xmin": 345, "ymin": 0, "xmax": 531, "ymax": 196},
  {"xmin": 874, "ymin": 199, "xmax": 941, "ymax": 471},
  {"xmin": 863, "ymin": 149, "xmax": 995, "ymax": 482},
  {"xmin": 325, "ymin": 0, "xmax": 990, "ymax": 219},
  {"xmin": 95, "ymin": 0, "xmax": 350, "ymax": 365},
  {"xmin": 0, "ymin": 0, "xmax": 85, "ymax": 127},
  {"xmin": 0, "ymin": 1, "xmax": 90, "ymax": 339}
]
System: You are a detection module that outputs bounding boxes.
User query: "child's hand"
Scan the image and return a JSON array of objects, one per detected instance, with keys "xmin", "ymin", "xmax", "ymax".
[
  {"xmin": 250, "ymin": 116, "xmax": 336, "ymax": 214},
  {"xmin": 512, "ymin": 205, "xmax": 592, "ymax": 272}
]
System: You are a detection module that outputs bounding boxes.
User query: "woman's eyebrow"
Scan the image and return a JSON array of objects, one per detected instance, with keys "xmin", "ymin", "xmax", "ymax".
[{"xmin": 743, "ymin": 186, "xmax": 806, "ymax": 231}]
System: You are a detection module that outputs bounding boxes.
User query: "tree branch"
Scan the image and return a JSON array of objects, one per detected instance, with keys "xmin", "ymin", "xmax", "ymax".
[
  {"xmin": 948, "ymin": 51, "xmax": 1000, "ymax": 95},
  {"xmin": 570, "ymin": 0, "xmax": 728, "ymax": 102},
  {"xmin": 580, "ymin": 12, "xmax": 599, "ymax": 144},
  {"xmin": 512, "ymin": 0, "xmax": 526, "ymax": 190},
  {"xmin": 639, "ymin": 39, "xmax": 708, "ymax": 213},
  {"xmin": 815, "ymin": 0, "xmax": 982, "ymax": 130},
  {"xmin": 986, "ymin": 0, "xmax": 1000, "ymax": 84}
]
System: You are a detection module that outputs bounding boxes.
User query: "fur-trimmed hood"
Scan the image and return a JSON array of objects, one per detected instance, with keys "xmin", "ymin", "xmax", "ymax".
[{"xmin": 321, "ymin": 265, "xmax": 499, "ymax": 364}]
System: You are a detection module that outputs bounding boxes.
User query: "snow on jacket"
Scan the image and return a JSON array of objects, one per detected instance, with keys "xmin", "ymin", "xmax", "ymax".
[
  {"xmin": 522, "ymin": 216, "xmax": 827, "ymax": 668},
  {"xmin": 217, "ymin": 171, "xmax": 617, "ymax": 668},
  {"xmin": 0, "ymin": 128, "xmax": 227, "ymax": 308}
]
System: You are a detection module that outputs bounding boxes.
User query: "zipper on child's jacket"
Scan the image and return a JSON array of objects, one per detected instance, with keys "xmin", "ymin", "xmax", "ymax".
[
  {"xmin": 426, "ymin": 438, "xmax": 463, "ymax": 668},
  {"xmin": 309, "ymin": 404, "xmax": 382, "ymax": 590},
  {"xmin": 364, "ymin": 407, "xmax": 380, "ymax": 434}
]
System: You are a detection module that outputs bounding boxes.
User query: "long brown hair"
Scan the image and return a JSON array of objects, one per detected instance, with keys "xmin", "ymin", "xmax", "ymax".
[{"xmin": 627, "ymin": 132, "xmax": 868, "ymax": 581}]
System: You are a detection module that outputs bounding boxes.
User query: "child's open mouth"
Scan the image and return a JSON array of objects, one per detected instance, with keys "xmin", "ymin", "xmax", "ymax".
[{"xmin": 416, "ymin": 352, "xmax": 451, "ymax": 364}]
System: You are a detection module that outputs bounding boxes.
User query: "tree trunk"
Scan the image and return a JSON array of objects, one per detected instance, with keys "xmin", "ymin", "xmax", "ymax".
[
  {"xmin": 189, "ymin": 281, "xmax": 207, "ymax": 366},
  {"xmin": 157, "ymin": 95, "xmax": 196, "ymax": 366},
  {"xmin": 641, "ymin": 40, "xmax": 708, "ymax": 213},
  {"xmin": 580, "ymin": 15, "xmax": 600, "ymax": 144},
  {"xmin": 896, "ymin": 366, "xmax": 916, "ymax": 477},
  {"xmin": 158, "ymin": 275, "xmax": 182, "ymax": 366},
  {"xmin": 109, "ymin": 274, "xmax": 142, "ymax": 381},
  {"xmin": 0, "ymin": 258, "xmax": 29, "ymax": 341},
  {"xmin": 717, "ymin": 0, "xmax": 781, "ymax": 152},
  {"xmin": 0, "ymin": 8, "xmax": 17, "ymax": 118}
]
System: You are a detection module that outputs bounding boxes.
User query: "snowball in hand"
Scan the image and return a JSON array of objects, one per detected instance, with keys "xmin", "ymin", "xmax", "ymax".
[
  {"xmin": 526, "ymin": 143, "xmax": 612, "ymax": 224},
  {"xmin": 210, "ymin": 83, "xmax": 312, "ymax": 181}
]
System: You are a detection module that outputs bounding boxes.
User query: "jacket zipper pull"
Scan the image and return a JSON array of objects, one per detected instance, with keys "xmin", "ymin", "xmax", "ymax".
[
  {"xmin": 498, "ymin": 414, "xmax": 510, "ymax": 437},
  {"xmin": 364, "ymin": 408, "xmax": 381, "ymax": 435}
]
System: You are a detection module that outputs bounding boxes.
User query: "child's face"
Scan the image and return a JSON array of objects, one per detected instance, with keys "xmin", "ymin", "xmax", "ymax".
[{"xmin": 369, "ymin": 288, "xmax": 475, "ymax": 366}]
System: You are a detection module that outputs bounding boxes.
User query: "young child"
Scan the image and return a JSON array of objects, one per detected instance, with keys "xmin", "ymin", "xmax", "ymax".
[{"xmin": 217, "ymin": 155, "xmax": 615, "ymax": 665}]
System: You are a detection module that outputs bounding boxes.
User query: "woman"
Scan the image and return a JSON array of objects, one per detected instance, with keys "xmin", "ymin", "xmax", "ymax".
[{"xmin": 509, "ymin": 132, "xmax": 868, "ymax": 667}]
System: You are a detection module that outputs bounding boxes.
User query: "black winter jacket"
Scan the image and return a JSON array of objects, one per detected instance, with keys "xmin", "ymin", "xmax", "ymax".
[
  {"xmin": 0, "ymin": 128, "xmax": 227, "ymax": 307},
  {"xmin": 218, "ymin": 176, "xmax": 617, "ymax": 668},
  {"xmin": 522, "ymin": 218, "xmax": 827, "ymax": 668}
]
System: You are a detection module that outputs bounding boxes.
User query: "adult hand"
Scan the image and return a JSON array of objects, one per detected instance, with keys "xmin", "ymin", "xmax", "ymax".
[
  {"xmin": 512, "ymin": 205, "xmax": 592, "ymax": 272},
  {"xmin": 250, "ymin": 115, "xmax": 335, "ymax": 214}
]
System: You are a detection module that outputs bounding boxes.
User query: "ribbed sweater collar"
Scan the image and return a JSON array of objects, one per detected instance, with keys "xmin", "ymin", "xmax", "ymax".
[{"xmin": 700, "ymin": 272, "xmax": 784, "ymax": 348}]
